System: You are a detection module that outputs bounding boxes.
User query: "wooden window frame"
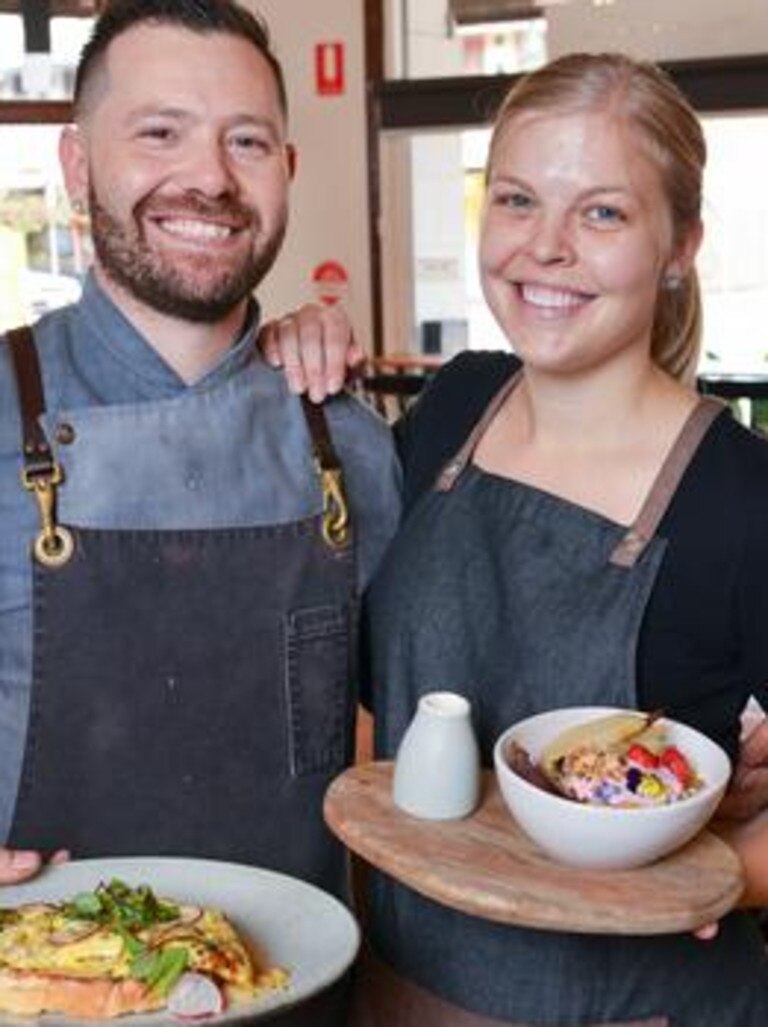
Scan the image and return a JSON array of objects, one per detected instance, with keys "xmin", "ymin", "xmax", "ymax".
[{"xmin": 0, "ymin": 2, "xmax": 101, "ymax": 15}]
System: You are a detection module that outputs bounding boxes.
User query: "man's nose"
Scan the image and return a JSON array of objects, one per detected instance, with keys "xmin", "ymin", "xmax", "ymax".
[{"xmin": 177, "ymin": 139, "xmax": 237, "ymax": 197}]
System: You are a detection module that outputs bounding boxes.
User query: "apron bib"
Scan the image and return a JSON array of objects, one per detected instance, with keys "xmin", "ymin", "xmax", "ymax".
[
  {"xmin": 356, "ymin": 375, "xmax": 765, "ymax": 1026},
  {"xmin": 6, "ymin": 326, "xmax": 357, "ymax": 899}
]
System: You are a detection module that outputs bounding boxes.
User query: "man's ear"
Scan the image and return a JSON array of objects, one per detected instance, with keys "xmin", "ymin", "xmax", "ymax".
[
  {"xmin": 59, "ymin": 125, "xmax": 90, "ymax": 210},
  {"xmin": 286, "ymin": 142, "xmax": 298, "ymax": 181}
]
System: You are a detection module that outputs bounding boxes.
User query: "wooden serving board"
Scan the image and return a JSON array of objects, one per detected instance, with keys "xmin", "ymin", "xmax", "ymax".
[{"xmin": 324, "ymin": 761, "xmax": 744, "ymax": 935}]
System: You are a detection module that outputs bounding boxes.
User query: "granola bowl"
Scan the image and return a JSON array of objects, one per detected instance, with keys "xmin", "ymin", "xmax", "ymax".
[{"xmin": 493, "ymin": 706, "xmax": 731, "ymax": 870}]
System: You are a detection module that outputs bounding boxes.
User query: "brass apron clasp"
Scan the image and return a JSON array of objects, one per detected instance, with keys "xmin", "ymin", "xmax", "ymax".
[
  {"xmin": 22, "ymin": 463, "xmax": 75, "ymax": 569},
  {"xmin": 317, "ymin": 462, "xmax": 350, "ymax": 548}
]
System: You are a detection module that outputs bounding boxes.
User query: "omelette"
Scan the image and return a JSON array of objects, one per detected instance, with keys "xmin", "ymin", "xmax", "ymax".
[{"xmin": 0, "ymin": 878, "xmax": 289, "ymax": 1019}]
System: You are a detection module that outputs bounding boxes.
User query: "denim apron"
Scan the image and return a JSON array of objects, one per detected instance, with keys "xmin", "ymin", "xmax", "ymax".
[
  {"xmin": 355, "ymin": 373, "xmax": 768, "ymax": 1026},
  {"xmin": 5, "ymin": 322, "xmax": 356, "ymax": 920}
]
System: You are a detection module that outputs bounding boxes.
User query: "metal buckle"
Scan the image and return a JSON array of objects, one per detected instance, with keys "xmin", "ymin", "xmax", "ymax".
[
  {"xmin": 21, "ymin": 463, "xmax": 74, "ymax": 568},
  {"xmin": 318, "ymin": 463, "xmax": 349, "ymax": 548}
]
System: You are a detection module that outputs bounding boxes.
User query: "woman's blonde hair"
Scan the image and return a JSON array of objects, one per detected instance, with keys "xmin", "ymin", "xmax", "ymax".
[{"xmin": 489, "ymin": 53, "xmax": 706, "ymax": 383}]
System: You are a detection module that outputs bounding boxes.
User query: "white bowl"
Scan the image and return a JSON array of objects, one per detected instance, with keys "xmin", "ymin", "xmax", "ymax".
[{"xmin": 493, "ymin": 706, "xmax": 731, "ymax": 870}]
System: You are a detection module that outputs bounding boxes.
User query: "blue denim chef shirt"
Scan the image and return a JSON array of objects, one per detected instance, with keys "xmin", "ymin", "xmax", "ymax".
[{"xmin": 0, "ymin": 273, "xmax": 401, "ymax": 841}]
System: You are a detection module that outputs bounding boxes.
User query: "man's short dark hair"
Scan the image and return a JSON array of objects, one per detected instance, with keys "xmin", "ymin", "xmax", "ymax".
[{"xmin": 74, "ymin": 0, "xmax": 287, "ymax": 119}]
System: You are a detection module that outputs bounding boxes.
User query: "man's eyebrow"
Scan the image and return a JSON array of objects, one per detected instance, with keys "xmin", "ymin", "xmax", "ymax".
[
  {"xmin": 125, "ymin": 107, "xmax": 281, "ymax": 136},
  {"xmin": 223, "ymin": 115, "xmax": 282, "ymax": 138},
  {"xmin": 125, "ymin": 105, "xmax": 190, "ymax": 125}
]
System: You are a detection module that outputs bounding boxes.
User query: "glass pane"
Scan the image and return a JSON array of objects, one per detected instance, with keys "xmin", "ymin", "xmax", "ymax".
[
  {"xmin": 398, "ymin": 0, "xmax": 545, "ymax": 79},
  {"xmin": 698, "ymin": 113, "xmax": 768, "ymax": 375},
  {"xmin": 0, "ymin": 13, "xmax": 94, "ymax": 99},
  {"xmin": 455, "ymin": 19, "xmax": 547, "ymax": 76},
  {"xmin": 0, "ymin": 123, "xmax": 88, "ymax": 331}
]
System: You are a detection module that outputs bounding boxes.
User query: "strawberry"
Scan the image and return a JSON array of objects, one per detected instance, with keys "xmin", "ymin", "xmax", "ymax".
[
  {"xmin": 659, "ymin": 745, "xmax": 692, "ymax": 784},
  {"xmin": 626, "ymin": 743, "xmax": 659, "ymax": 768}
]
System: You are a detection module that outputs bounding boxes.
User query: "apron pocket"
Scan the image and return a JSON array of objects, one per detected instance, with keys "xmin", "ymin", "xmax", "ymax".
[{"xmin": 285, "ymin": 603, "xmax": 354, "ymax": 777}]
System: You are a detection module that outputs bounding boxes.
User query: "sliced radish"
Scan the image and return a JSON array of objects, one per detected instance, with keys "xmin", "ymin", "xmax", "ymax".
[
  {"xmin": 167, "ymin": 972, "xmax": 224, "ymax": 1020},
  {"xmin": 176, "ymin": 904, "xmax": 203, "ymax": 925}
]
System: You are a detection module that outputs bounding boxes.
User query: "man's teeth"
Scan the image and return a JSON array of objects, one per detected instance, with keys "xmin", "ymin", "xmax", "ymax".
[
  {"xmin": 159, "ymin": 218, "xmax": 234, "ymax": 241},
  {"xmin": 521, "ymin": 284, "xmax": 586, "ymax": 308}
]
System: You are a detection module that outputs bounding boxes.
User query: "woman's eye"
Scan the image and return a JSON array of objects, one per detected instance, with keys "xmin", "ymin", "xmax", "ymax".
[
  {"xmin": 493, "ymin": 190, "xmax": 534, "ymax": 212},
  {"xmin": 585, "ymin": 204, "xmax": 626, "ymax": 225}
]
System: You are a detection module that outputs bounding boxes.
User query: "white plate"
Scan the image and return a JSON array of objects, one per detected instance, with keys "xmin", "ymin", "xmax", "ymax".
[{"xmin": 0, "ymin": 856, "xmax": 360, "ymax": 1025}]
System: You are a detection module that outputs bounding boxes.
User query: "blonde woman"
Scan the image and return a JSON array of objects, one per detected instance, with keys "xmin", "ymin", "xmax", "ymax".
[{"xmin": 266, "ymin": 52, "xmax": 768, "ymax": 1026}]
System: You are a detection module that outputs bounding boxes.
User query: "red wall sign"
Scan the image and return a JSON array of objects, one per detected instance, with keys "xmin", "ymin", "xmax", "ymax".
[
  {"xmin": 313, "ymin": 260, "xmax": 349, "ymax": 306},
  {"xmin": 315, "ymin": 42, "xmax": 345, "ymax": 96}
]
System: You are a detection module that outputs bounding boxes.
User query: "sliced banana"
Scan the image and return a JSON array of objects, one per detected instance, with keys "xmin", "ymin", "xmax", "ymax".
[{"xmin": 540, "ymin": 710, "xmax": 660, "ymax": 779}]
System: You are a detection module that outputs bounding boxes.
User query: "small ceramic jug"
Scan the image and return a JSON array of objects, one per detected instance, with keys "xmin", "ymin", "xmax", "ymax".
[{"xmin": 393, "ymin": 691, "xmax": 481, "ymax": 820}]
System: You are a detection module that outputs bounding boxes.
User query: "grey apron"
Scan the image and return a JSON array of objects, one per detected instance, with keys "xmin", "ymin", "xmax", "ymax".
[
  {"xmin": 5, "ymin": 326, "xmax": 356, "ymax": 1024},
  {"xmin": 355, "ymin": 373, "xmax": 768, "ymax": 1026}
]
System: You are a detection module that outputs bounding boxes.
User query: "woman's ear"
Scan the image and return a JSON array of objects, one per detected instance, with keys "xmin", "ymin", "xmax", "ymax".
[
  {"xmin": 665, "ymin": 219, "xmax": 704, "ymax": 284},
  {"xmin": 59, "ymin": 125, "xmax": 90, "ymax": 211}
]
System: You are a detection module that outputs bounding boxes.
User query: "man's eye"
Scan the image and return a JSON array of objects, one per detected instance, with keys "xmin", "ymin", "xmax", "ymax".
[
  {"xmin": 229, "ymin": 134, "xmax": 275, "ymax": 158},
  {"xmin": 138, "ymin": 126, "xmax": 175, "ymax": 142}
]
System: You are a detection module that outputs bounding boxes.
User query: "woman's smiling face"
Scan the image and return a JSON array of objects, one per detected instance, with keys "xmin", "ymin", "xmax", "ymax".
[{"xmin": 479, "ymin": 108, "xmax": 691, "ymax": 377}]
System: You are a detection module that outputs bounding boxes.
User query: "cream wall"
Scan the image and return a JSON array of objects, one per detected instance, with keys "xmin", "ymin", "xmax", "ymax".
[{"xmin": 242, "ymin": 1, "xmax": 373, "ymax": 348}]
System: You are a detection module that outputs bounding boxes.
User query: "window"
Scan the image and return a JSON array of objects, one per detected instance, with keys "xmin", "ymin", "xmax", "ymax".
[{"xmin": 0, "ymin": 2, "xmax": 96, "ymax": 329}]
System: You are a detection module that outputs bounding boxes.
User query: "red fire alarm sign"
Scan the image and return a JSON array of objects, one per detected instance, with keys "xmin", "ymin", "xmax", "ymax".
[
  {"xmin": 315, "ymin": 42, "xmax": 345, "ymax": 96},
  {"xmin": 313, "ymin": 260, "xmax": 349, "ymax": 306}
]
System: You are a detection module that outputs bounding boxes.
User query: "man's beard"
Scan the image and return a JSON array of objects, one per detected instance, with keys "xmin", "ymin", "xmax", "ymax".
[{"xmin": 88, "ymin": 186, "xmax": 287, "ymax": 323}]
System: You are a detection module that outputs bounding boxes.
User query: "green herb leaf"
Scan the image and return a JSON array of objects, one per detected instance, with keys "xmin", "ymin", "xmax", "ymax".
[
  {"xmin": 61, "ymin": 879, "xmax": 179, "ymax": 930},
  {"xmin": 62, "ymin": 891, "xmax": 103, "ymax": 920},
  {"xmin": 130, "ymin": 948, "xmax": 163, "ymax": 982},
  {"xmin": 131, "ymin": 946, "xmax": 190, "ymax": 996},
  {"xmin": 115, "ymin": 924, "xmax": 145, "ymax": 959},
  {"xmin": 152, "ymin": 947, "xmax": 190, "ymax": 995}
]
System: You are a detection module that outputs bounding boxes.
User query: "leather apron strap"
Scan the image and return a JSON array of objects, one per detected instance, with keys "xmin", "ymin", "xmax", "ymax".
[
  {"xmin": 608, "ymin": 397, "xmax": 723, "ymax": 567},
  {"xmin": 5, "ymin": 324, "xmax": 74, "ymax": 567},
  {"xmin": 435, "ymin": 369, "xmax": 522, "ymax": 493},
  {"xmin": 300, "ymin": 394, "xmax": 351, "ymax": 549},
  {"xmin": 6, "ymin": 325, "xmax": 51, "ymax": 468}
]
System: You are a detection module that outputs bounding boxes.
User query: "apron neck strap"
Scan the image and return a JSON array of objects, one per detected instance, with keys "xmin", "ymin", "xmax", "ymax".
[
  {"xmin": 609, "ymin": 396, "xmax": 724, "ymax": 568},
  {"xmin": 435, "ymin": 369, "xmax": 523, "ymax": 492},
  {"xmin": 6, "ymin": 326, "xmax": 74, "ymax": 568},
  {"xmin": 5, "ymin": 325, "xmax": 54, "ymax": 478},
  {"xmin": 300, "ymin": 395, "xmax": 351, "ymax": 549}
]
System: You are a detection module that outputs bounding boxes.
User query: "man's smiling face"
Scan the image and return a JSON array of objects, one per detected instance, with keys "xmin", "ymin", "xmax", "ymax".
[{"xmin": 61, "ymin": 22, "xmax": 294, "ymax": 323}]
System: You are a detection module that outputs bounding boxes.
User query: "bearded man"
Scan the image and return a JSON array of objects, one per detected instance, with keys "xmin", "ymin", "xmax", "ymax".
[{"xmin": 0, "ymin": 9, "xmax": 399, "ymax": 1023}]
